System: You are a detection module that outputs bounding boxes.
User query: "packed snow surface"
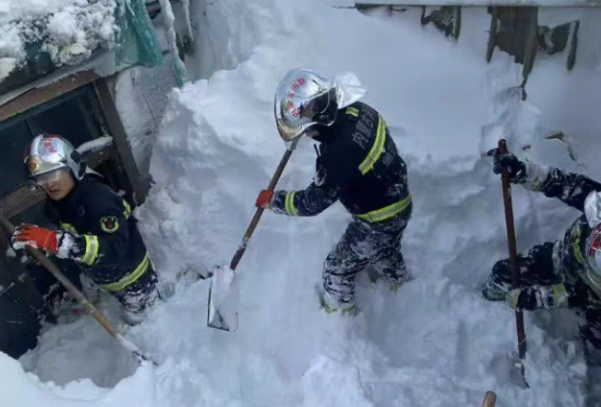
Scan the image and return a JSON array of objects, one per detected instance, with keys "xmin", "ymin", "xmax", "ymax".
[
  {"xmin": 0, "ymin": 0, "xmax": 118, "ymax": 80},
  {"xmin": 4, "ymin": 2, "xmax": 601, "ymax": 407}
]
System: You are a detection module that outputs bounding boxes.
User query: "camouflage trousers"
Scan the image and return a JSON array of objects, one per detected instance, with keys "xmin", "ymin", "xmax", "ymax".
[
  {"xmin": 322, "ymin": 209, "xmax": 411, "ymax": 308},
  {"xmin": 111, "ymin": 265, "xmax": 160, "ymax": 325},
  {"xmin": 484, "ymin": 241, "xmax": 601, "ymax": 368}
]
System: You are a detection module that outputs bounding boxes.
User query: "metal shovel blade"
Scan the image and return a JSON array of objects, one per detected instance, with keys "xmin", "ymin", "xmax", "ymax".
[
  {"xmin": 207, "ymin": 265, "xmax": 239, "ymax": 331},
  {"xmin": 509, "ymin": 351, "xmax": 529, "ymax": 389}
]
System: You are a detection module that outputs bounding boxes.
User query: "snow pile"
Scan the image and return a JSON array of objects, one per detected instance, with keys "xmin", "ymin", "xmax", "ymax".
[
  {"xmin": 3, "ymin": 2, "xmax": 601, "ymax": 407},
  {"xmin": 0, "ymin": 0, "xmax": 86, "ymax": 21},
  {"xmin": 0, "ymin": 0, "xmax": 118, "ymax": 80}
]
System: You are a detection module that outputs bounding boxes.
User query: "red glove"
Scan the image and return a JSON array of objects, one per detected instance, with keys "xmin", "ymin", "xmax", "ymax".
[
  {"xmin": 12, "ymin": 225, "xmax": 58, "ymax": 254},
  {"xmin": 255, "ymin": 190, "xmax": 274, "ymax": 209}
]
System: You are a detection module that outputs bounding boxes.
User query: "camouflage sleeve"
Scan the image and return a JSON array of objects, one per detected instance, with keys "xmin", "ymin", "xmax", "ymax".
[
  {"xmin": 516, "ymin": 282, "xmax": 585, "ymax": 310},
  {"xmin": 270, "ymin": 183, "xmax": 340, "ymax": 217},
  {"xmin": 523, "ymin": 162, "xmax": 601, "ymax": 212}
]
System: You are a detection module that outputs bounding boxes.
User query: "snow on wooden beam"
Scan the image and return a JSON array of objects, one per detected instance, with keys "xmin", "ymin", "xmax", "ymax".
[
  {"xmin": 0, "ymin": 70, "xmax": 100, "ymax": 123},
  {"xmin": 93, "ymin": 78, "xmax": 151, "ymax": 205}
]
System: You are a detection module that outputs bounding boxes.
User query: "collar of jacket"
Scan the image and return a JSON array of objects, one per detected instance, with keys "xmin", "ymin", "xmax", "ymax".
[{"xmin": 48, "ymin": 175, "xmax": 89, "ymax": 211}]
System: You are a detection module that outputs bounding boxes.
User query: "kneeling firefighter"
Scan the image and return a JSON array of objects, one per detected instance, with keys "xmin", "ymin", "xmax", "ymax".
[
  {"xmin": 255, "ymin": 68, "xmax": 413, "ymax": 314},
  {"xmin": 11, "ymin": 134, "xmax": 159, "ymax": 324},
  {"xmin": 483, "ymin": 148, "xmax": 601, "ymax": 402}
]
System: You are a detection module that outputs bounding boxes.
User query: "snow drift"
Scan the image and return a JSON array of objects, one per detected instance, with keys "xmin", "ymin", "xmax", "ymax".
[{"xmin": 4, "ymin": 2, "xmax": 601, "ymax": 407}]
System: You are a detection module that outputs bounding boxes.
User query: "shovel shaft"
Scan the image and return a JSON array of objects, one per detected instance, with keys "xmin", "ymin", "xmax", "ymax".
[
  {"xmin": 497, "ymin": 139, "xmax": 527, "ymax": 361},
  {"xmin": 480, "ymin": 391, "xmax": 497, "ymax": 407},
  {"xmin": 230, "ymin": 148, "xmax": 295, "ymax": 271},
  {"xmin": 0, "ymin": 217, "xmax": 155, "ymax": 366}
]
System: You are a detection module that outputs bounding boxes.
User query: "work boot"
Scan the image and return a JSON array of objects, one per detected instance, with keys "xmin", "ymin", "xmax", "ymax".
[
  {"xmin": 383, "ymin": 270, "xmax": 413, "ymax": 292},
  {"xmin": 319, "ymin": 290, "xmax": 356, "ymax": 316}
]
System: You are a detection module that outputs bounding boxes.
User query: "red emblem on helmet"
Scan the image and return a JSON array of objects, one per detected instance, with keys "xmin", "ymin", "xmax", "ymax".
[{"xmin": 43, "ymin": 139, "xmax": 57, "ymax": 153}]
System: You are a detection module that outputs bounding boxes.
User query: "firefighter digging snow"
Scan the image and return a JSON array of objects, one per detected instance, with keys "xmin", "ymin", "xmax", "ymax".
[
  {"xmin": 255, "ymin": 68, "xmax": 413, "ymax": 314},
  {"xmin": 482, "ymin": 147, "xmax": 601, "ymax": 401},
  {"xmin": 11, "ymin": 134, "xmax": 160, "ymax": 325}
]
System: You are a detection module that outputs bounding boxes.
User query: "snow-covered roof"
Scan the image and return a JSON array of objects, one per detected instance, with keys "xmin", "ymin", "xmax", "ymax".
[{"xmin": 0, "ymin": 0, "xmax": 119, "ymax": 84}]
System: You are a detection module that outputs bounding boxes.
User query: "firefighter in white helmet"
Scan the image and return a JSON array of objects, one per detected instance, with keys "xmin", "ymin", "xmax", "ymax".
[
  {"xmin": 12, "ymin": 134, "xmax": 159, "ymax": 324},
  {"xmin": 256, "ymin": 68, "xmax": 413, "ymax": 314}
]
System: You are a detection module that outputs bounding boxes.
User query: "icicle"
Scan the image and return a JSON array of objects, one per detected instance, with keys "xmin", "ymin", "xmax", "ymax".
[
  {"xmin": 181, "ymin": 0, "xmax": 194, "ymax": 43},
  {"xmin": 158, "ymin": 0, "xmax": 187, "ymax": 88}
]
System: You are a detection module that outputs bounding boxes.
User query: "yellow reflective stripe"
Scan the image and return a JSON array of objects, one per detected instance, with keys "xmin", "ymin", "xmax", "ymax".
[
  {"xmin": 346, "ymin": 107, "xmax": 359, "ymax": 117},
  {"xmin": 357, "ymin": 196, "xmax": 412, "ymax": 223},
  {"xmin": 571, "ymin": 226, "xmax": 585, "ymax": 265},
  {"xmin": 358, "ymin": 116, "xmax": 386, "ymax": 175},
  {"xmin": 285, "ymin": 191, "xmax": 298, "ymax": 216},
  {"xmin": 81, "ymin": 235, "xmax": 99, "ymax": 266},
  {"xmin": 552, "ymin": 284, "xmax": 568, "ymax": 305},
  {"xmin": 123, "ymin": 199, "xmax": 132, "ymax": 219},
  {"xmin": 101, "ymin": 253, "xmax": 150, "ymax": 292}
]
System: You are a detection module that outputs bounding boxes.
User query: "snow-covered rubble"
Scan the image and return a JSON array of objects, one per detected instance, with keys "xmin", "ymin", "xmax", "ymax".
[
  {"xmin": 2, "ymin": 1, "xmax": 601, "ymax": 407},
  {"xmin": 0, "ymin": 0, "xmax": 118, "ymax": 80}
]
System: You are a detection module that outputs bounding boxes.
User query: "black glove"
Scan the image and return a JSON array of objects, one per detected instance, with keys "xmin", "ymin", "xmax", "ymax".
[
  {"xmin": 487, "ymin": 148, "xmax": 527, "ymax": 183},
  {"xmin": 507, "ymin": 288, "xmax": 540, "ymax": 311}
]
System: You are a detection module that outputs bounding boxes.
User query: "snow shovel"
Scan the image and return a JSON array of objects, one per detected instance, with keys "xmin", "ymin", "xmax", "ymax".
[
  {"xmin": 0, "ymin": 217, "xmax": 157, "ymax": 367},
  {"xmin": 207, "ymin": 138, "xmax": 300, "ymax": 331},
  {"xmin": 496, "ymin": 139, "xmax": 529, "ymax": 388}
]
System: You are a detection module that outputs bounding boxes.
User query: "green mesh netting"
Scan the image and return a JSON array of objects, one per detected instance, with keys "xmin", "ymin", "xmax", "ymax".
[
  {"xmin": 115, "ymin": 0, "xmax": 163, "ymax": 69},
  {"xmin": 114, "ymin": 0, "xmax": 187, "ymax": 88}
]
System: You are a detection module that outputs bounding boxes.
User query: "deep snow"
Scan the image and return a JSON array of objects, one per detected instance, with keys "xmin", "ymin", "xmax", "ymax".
[{"xmin": 4, "ymin": 2, "xmax": 601, "ymax": 407}]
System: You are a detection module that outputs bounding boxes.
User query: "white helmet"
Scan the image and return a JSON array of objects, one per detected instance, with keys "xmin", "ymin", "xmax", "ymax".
[
  {"xmin": 274, "ymin": 68, "xmax": 340, "ymax": 142},
  {"xmin": 583, "ymin": 191, "xmax": 601, "ymax": 289},
  {"xmin": 585, "ymin": 191, "xmax": 601, "ymax": 229},
  {"xmin": 24, "ymin": 134, "xmax": 86, "ymax": 184}
]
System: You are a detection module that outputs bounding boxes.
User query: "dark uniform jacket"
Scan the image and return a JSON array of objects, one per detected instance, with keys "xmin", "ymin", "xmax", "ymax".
[
  {"xmin": 45, "ymin": 176, "xmax": 149, "ymax": 291},
  {"xmin": 272, "ymin": 101, "xmax": 411, "ymax": 223}
]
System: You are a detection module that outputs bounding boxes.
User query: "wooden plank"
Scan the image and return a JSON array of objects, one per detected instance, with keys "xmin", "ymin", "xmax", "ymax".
[
  {"xmin": 0, "ymin": 184, "xmax": 45, "ymax": 220},
  {"xmin": 0, "ymin": 145, "xmax": 113, "ymax": 220},
  {"xmin": 93, "ymin": 78, "xmax": 150, "ymax": 205},
  {"xmin": 0, "ymin": 70, "xmax": 100, "ymax": 123}
]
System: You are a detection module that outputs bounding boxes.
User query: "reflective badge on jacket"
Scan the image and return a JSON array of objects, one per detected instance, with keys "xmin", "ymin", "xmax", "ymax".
[{"xmin": 100, "ymin": 216, "xmax": 120, "ymax": 233}]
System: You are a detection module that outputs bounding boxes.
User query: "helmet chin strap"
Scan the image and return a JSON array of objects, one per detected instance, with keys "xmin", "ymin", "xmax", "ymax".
[{"xmin": 314, "ymin": 95, "xmax": 338, "ymax": 126}]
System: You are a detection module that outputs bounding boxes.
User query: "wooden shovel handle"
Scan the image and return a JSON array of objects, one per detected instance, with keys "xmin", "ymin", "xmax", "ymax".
[
  {"xmin": 0, "ymin": 217, "xmax": 155, "ymax": 365},
  {"xmin": 481, "ymin": 391, "xmax": 497, "ymax": 407},
  {"xmin": 229, "ymin": 147, "xmax": 295, "ymax": 271},
  {"xmin": 498, "ymin": 139, "xmax": 528, "ymax": 367}
]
